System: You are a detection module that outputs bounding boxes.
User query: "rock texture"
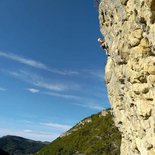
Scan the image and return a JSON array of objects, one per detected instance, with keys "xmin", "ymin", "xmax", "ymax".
[{"xmin": 99, "ymin": 0, "xmax": 155, "ymax": 154}]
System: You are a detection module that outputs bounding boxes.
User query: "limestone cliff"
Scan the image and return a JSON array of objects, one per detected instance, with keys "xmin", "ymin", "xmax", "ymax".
[{"xmin": 99, "ymin": 0, "xmax": 155, "ymax": 154}]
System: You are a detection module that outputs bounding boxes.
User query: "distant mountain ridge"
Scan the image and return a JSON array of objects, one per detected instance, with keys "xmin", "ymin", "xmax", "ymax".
[
  {"xmin": 36, "ymin": 110, "xmax": 121, "ymax": 155},
  {"xmin": 0, "ymin": 135, "xmax": 48, "ymax": 155}
]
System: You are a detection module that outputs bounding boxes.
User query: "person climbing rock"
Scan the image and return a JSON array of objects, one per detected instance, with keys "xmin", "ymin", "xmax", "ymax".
[
  {"xmin": 98, "ymin": 38, "xmax": 109, "ymax": 55},
  {"xmin": 98, "ymin": 38, "xmax": 105, "ymax": 48}
]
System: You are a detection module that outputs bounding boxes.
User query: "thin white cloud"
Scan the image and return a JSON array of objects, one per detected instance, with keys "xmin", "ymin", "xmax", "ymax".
[
  {"xmin": 0, "ymin": 51, "xmax": 79, "ymax": 76},
  {"xmin": 40, "ymin": 122, "xmax": 72, "ymax": 131},
  {"xmin": 42, "ymin": 91, "xmax": 103, "ymax": 110},
  {"xmin": 23, "ymin": 120, "xmax": 33, "ymax": 124},
  {"xmin": 0, "ymin": 51, "xmax": 48, "ymax": 70},
  {"xmin": 75, "ymin": 103, "xmax": 103, "ymax": 110},
  {"xmin": 52, "ymin": 70, "xmax": 79, "ymax": 76},
  {"xmin": 35, "ymin": 82, "xmax": 68, "ymax": 91},
  {"xmin": 88, "ymin": 69, "xmax": 104, "ymax": 81},
  {"xmin": 43, "ymin": 91, "xmax": 81, "ymax": 100},
  {"xmin": 9, "ymin": 70, "xmax": 76, "ymax": 91},
  {"xmin": 27, "ymin": 88, "xmax": 40, "ymax": 93},
  {"xmin": 23, "ymin": 129, "xmax": 51, "ymax": 136},
  {"xmin": 0, "ymin": 87, "xmax": 7, "ymax": 91}
]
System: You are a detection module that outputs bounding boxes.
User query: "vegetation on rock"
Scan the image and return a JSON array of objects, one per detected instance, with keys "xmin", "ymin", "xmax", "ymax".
[{"xmin": 36, "ymin": 110, "xmax": 121, "ymax": 155}]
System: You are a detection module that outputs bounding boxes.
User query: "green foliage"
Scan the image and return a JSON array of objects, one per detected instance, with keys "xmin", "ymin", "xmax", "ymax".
[{"xmin": 36, "ymin": 111, "xmax": 121, "ymax": 155}]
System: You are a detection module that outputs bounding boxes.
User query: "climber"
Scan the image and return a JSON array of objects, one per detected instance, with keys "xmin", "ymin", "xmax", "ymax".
[
  {"xmin": 98, "ymin": 38, "xmax": 109, "ymax": 55},
  {"xmin": 98, "ymin": 38, "xmax": 105, "ymax": 48}
]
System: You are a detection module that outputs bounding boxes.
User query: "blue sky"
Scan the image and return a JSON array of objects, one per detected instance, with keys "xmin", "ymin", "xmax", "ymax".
[{"xmin": 0, "ymin": 0, "xmax": 109, "ymax": 141}]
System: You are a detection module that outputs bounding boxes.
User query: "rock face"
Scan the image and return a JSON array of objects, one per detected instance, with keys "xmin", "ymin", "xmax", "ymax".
[{"xmin": 99, "ymin": 0, "xmax": 155, "ymax": 154}]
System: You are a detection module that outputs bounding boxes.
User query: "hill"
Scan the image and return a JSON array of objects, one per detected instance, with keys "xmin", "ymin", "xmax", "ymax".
[
  {"xmin": 0, "ymin": 135, "xmax": 47, "ymax": 155},
  {"xmin": 0, "ymin": 148, "xmax": 10, "ymax": 155},
  {"xmin": 36, "ymin": 110, "xmax": 121, "ymax": 155}
]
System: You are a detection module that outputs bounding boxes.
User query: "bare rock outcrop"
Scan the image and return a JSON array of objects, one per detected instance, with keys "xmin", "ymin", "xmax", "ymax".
[{"xmin": 99, "ymin": 0, "xmax": 155, "ymax": 154}]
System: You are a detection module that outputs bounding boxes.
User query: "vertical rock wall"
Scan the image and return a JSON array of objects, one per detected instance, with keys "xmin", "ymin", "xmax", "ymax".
[{"xmin": 99, "ymin": 0, "xmax": 155, "ymax": 154}]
